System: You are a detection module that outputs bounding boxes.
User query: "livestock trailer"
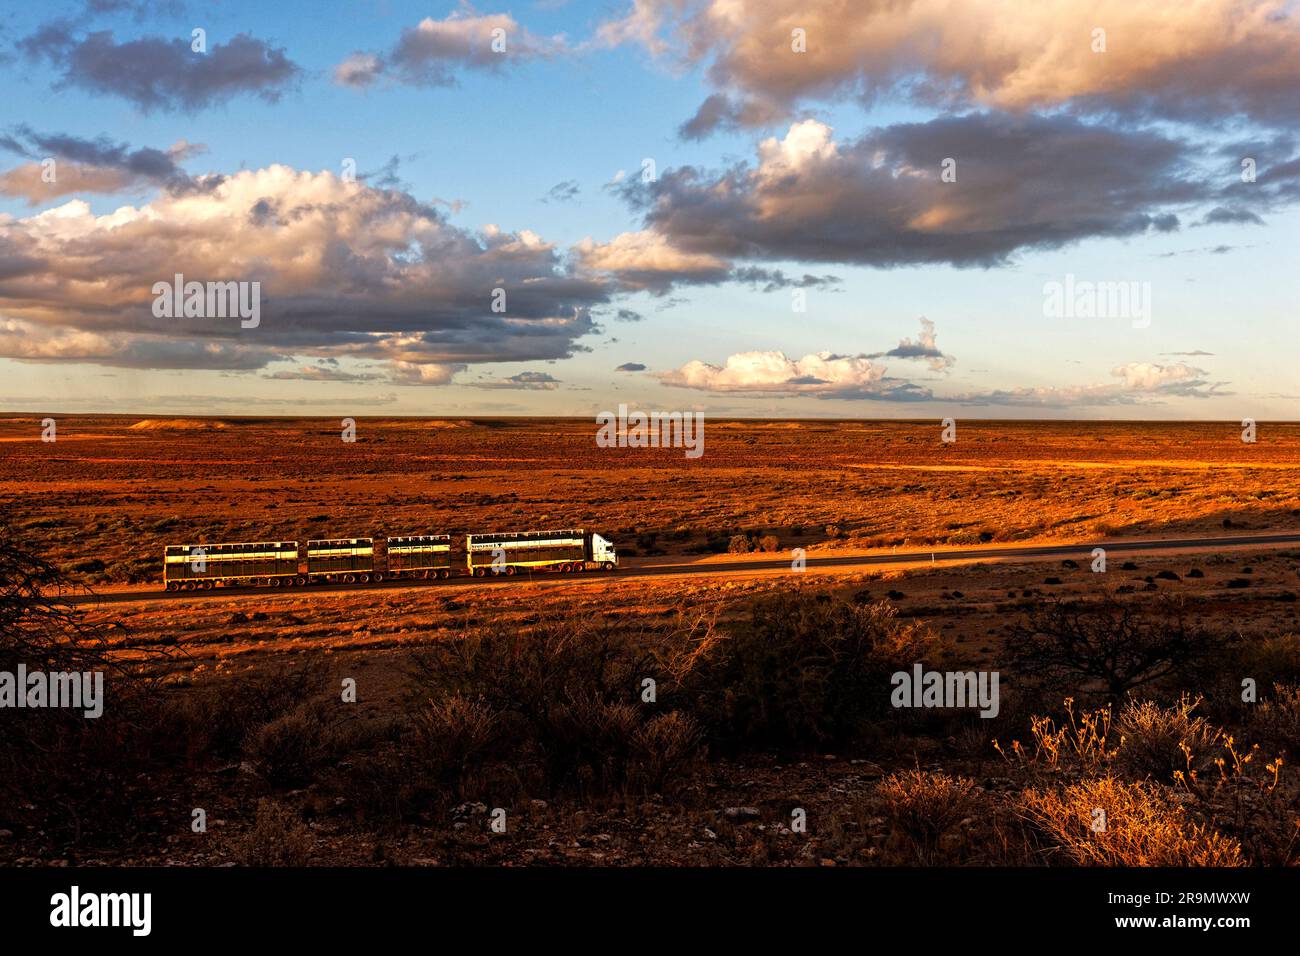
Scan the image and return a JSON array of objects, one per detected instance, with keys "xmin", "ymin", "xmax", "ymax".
[
  {"xmin": 385, "ymin": 534, "xmax": 453, "ymax": 579},
  {"xmin": 465, "ymin": 529, "xmax": 617, "ymax": 575},
  {"xmin": 164, "ymin": 541, "xmax": 300, "ymax": 590},
  {"xmin": 306, "ymin": 538, "xmax": 376, "ymax": 583}
]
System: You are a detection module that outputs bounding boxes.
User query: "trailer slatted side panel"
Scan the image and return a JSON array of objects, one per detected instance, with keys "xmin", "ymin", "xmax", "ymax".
[
  {"xmin": 164, "ymin": 542, "xmax": 298, "ymax": 582},
  {"xmin": 385, "ymin": 534, "xmax": 452, "ymax": 572},
  {"xmin": 306, "ymin": 539, "xmax": 374, "ymax": 575},
  {"xmin": 466, "ymin": 530, "xmax": 586, "ymax": 570}
]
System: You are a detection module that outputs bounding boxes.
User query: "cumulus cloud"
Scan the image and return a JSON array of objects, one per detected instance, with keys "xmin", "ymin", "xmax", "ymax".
[
  {"xmin": 335, "ymin": 12, "xmax": 566, "ymax": 88},
  {"xmin": 0, "ymin": 126, "xmax": 202, "ymax": 203},
  {"xmin": 20, "ymin": 25, "xmax": 301, "ymax": 112},
  {"xmin": 574, "ymin": 230, "xmax": 731, "ymax": 292},
  {"xmin": 0, "ymin": 166, "xmax": 614, "ymax": 381},
  {"xmin": 658, "ymin": 349, "xmax": 930, "ymax": 401},
  {"xmin": 470, "ymin": 370, "xmax": 561, "ymax": 390},
  {"xmin": 601, "ymin": 0, "xmax": 1300, "ymax": 134},
  {"xmin": 869, "ymin": 317, "xmax": 954, "ymax": 371},
  {"xmin": 955, "ymin": 362, "xmax": 1228, "ymax": 406},
  {"xmin": 614, "ymin": 115, "xmax": 1206, "ymax": 269}
]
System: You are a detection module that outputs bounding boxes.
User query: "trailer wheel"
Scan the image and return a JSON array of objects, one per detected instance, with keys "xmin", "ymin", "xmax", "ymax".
[
  {"xmin": 343, "ymin": 573, "xmax": 355, "ymax": 584},
  {"xmin": 373, "ymin": 572, "xmax": 383, "ymax": 583},
  {"xmin": 574, "ymin": 563, "xmax": 586, "ymax": 573},
  {"xmin": 295, "ymin": 576, "xmax": 306, "ymax": 587},
  {"xmin": 202, "ymin": 579, "xmax": 215, "ymax": 590},
  {"xmin": 504, "ymin": 565, "xmax": 516, "ymax": 576},
  {"xmin": 166, "ymin": 581, "xmax": 179, "ymax": 592}
]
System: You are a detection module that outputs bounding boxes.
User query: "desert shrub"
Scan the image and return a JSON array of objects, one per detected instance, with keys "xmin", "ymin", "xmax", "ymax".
[
  {"xmin": 676, "ymin": 592, "xmax": 947, "ymax": 751},
  {"xmin": 231, "ymin": 799, "xmax": 314, "ymax": 866},
  {"xmin": 878, "ymin": 770, "xmax": 980, "ymax": 864},
  {"xmin": 0, "ymin": 522, "xmax": 177, "ymax": 845},
  {"xmin": 243, "ymin": 700, "xmax": 355, "ymax": 788},
  {"xmin": 993, "ymin": 698, "xmax": 1118, "ymax": 771},
  {"xmin": 1007, "ymin": 594, "xmax": 1233, "ymax": 701},
  {"xmin": 756, "ymin": 534, "xmax": 781, "ymax": 553},
  {"xmin": 409, "ymin": 616, "xmax": 696, "ymax": 796},
  {"xmin": 1238, "ymin": 634, "xmax": 1300, "ymax": 688},
  {"xmin": 1253, "ymin": 683, "xmax": 1300, "ymax": 756},
  {"xmin": 1115, "ymin": 696, "xmax": 1221, "ymax": 782},
  {"xmin": 628, "ymin": 711, "xmax": 703, "ymax": 793},
  {"xmin": 411, "ymin": 694, "xmax": 506, "ymax": 783},
  {"xmin": 728, "ymin": 534, "xmax": 753, "ymax": 554},
  {"xmin": 341, "ymin": 743, "xmax": 439, "ymax": 829},
  {"xmin": 1185, "ymin": 633, "xmax": 1300, "ymax": 723},
  {"xmin": 1174, "ymin": 735, "xmax": 1299, "ymax": 867},
  {"xmin": 172, "ymin": 663, "xmax": 328, "ymax": 759},
  {"xmin": 1018, "ymin": 776, "xmax": 1244, "ymax": 866}
]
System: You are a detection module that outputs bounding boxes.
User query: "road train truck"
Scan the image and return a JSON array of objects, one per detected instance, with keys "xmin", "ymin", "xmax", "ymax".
[{"xmin": 465, "ymin": 528, "xmax": 618, "ymax": 575}]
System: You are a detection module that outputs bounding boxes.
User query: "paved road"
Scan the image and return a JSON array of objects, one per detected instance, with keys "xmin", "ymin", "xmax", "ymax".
[{"xmin": 64, "ymin": 531, "xmax": 1300, "ymax": 607}]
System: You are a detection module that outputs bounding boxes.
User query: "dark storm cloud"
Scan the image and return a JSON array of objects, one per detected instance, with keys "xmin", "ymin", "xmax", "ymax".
[
  {"xmin": 0, "ymin": 126, "xmax": 201, "ymax": 201},
  {"xmin": 615, "ymin": 113, "xmax": 1205, "ymax": 269},
  {"xmin": 20, "ymin": 24, "xmax": 301, "ymax": 112},
  {"xmin": 0, "ymin": 166, "xmax": 616, "ymax": 381}
]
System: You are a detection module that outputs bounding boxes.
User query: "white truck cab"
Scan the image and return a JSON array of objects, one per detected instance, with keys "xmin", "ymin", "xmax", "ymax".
[{"xmin": 590, "ymin": 532, "xmax": 618, "ymax": 568}]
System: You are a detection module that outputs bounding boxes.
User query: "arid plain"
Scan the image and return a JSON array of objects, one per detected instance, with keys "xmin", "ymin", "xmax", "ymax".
[{"xmin": 3, "ymin": 416, "xmax": 1300, "ymax": 867}]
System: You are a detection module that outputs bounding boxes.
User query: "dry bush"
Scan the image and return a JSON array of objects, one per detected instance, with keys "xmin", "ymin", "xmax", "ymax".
[
  {"xmin": 628, "ymin": 711, "xmax": 703, "ymax": 793},
  {"xmin": 676, "ymin": 592, "xmax": 947, "ymax": 751},
  {"xmin": 243, "ymin": 700, "xmax": 356, "ymax": 788},
  {"xmin": 231, "ymin": 799, "xmax": 314, "ymax": 866},
  {"xmin": 1115, "ymin": 696, "xmax": 1221, "ymax": 782},
  {"xmin": 993, "ymin": 698, "xmax": 1118, "ymax": 772},
  {"xmin": 0, "ymin": 522, "xmax": 177, "ymax": 845},
  {"xmin": 1018, "ymin": 776, "xmax": 1244, "ymax": 866},
  {"xmin": 1008, "ymin": 594, "xmax": 1232, "ymax": 700},
  {"xmin": 1187, "ymin": 633, "xmax": 1300, "ymax": 723},
  {"xmin": 409, "ymin": 615, "xmax": 697, "ymax": 796},
  {"xmin": 171, "ymin": 663, "xmax": 328, "ymax": 759},
  {"xmin": 1253, "ymin": 683, "xmax": 1300, "ymax": 756},
  {"xmin": 1175, "ymin": 735, "xmax": 1298, "ymax": 867},
  {"xmin": 878, "ymin": 770, "xmax": 981, "ymax": 864},
  {"xmin": 410, "ymin": 694, "xmax": 505, "ymax": 786},
  {"xmin": 728, "ymin": 534, "xmax": 753, "ymax": 554}
]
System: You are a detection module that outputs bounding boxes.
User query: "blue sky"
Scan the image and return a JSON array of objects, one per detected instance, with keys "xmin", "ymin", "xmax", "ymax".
[{"xmin": 0, "ymin": 0, "xmax": 1296, "ymax": 418}]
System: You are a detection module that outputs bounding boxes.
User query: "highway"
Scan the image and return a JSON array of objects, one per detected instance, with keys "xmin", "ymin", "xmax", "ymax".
[{"xmin": 63, "ymin": 531, "xmax": 1300, "ymax": 607}]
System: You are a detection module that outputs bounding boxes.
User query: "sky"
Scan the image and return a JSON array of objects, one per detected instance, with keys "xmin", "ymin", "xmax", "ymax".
[{"xmin": 0, "ymin": 0, "xmax": 1297, "ymax": 419}]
